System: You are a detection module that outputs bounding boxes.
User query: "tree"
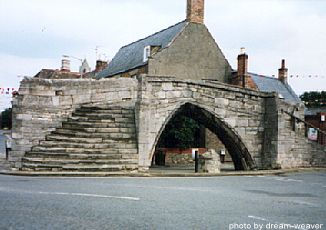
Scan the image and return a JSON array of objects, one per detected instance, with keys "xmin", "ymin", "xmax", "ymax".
[
  {"xmin": 1, "ymin": 108, "xmax": 12, "ymax": 129},
  {"xmin": 300, "ymin": 91, "xmax": 326, "ymax": 108},
  {"xmin": 158, "ymin": 115, "xmax": 201, "ymax": 149}
]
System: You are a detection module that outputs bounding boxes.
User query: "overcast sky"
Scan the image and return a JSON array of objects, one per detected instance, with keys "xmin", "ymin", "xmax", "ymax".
[{"xmin": 0, "ymin": 0, "xmax": 326, "ymax": 111}]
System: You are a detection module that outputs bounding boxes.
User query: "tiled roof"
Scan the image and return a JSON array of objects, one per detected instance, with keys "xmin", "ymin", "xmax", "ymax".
[
  {"xmin": 249, "ymin": 73, "xmax": 301, "ymax": 105},
  {"xmin": 34, "ymin": 69, "xmax": 81, "ymax": 79},
  {"xmin": 97, "ymin": 21, "xmax": 188, "ymax": 79}
]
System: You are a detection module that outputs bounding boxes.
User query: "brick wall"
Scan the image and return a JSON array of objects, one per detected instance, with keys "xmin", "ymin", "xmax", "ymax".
[{"xmin": 186, "ymin": 0, "xmax": 205, "ymax": 24}]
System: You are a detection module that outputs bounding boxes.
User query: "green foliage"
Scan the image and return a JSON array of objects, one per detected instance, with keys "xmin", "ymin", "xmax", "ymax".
[
  {"xmin": 1, "ymin": 108, "xmax": 12, "ymax": 129},
  {"xmin": 159, "ymin": 115, "xmax": 200, "ymax": 149},
  {"xmin": 300, "ymin": 91, "xmax": 326, "ymax": 108}
]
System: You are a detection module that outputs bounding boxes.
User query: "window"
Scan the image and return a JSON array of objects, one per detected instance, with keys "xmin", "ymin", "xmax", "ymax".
[{"xmin": 143, "ymin": 46, "xmax": 151, "ymax": 62}]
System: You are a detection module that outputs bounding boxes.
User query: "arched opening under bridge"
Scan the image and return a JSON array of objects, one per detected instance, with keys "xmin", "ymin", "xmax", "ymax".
[{"xmin": 151, "ymin": 103, "xmax": 256, "ymax": 172}]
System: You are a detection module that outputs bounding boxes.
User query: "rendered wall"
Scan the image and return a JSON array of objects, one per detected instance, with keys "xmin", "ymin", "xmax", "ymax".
[{"xmin": 148, "ymin": 23, "xmax": 232, "ymax": 82}]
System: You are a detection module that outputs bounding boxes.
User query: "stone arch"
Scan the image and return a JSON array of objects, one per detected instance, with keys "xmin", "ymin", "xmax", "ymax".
[{"xmin": 150, "ymin": 102, "xmax": 256, "ymax": 170}]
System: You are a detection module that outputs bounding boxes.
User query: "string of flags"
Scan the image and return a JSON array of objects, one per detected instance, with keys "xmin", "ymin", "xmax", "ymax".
[
  {"xmin": 271, "ymin": 75, "xmax": 326, "ymax": 78},
  {"xmin": 289, "ymin": 75, "xmax": 325, "ymax": 78},
  {"xmin": 0, "ymin": 88, "xmax": 17, "ymax": 95}
]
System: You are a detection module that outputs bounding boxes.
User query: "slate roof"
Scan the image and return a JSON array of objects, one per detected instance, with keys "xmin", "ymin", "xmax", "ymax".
[
  {"xmin": 304, "ymin": 107, "xmax": 326, "ymax": 116},
  {"xmin": 249, "ymin": 73, "xmax": 301, "ymax": 105},
  {"xmin": 97, "ymin": 21, "xmax": 188, "ymax": 79}
]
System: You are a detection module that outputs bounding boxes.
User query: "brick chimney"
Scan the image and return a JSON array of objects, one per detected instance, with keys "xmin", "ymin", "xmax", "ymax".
[
  {"xmin": 237, "ymin": 48, "xmax": 248, "ymax": 88},
  {"xmin": 278, "ymin": 59, "xmax": 288, "ymax": 84},
  {"xmin": 95, "ymin": 60, "xmax": 108, "ymax": 72},
  {"xmin": 61, "ymin": 58, "xmax": 70, "ymax": 72},
  {"xmin": 186, "ymin": 0, "xmax": 205, "ymax": 24}
]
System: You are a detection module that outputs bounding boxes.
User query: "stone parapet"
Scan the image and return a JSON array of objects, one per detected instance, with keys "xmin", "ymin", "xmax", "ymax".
[
  {"xmin": 11, "ymin": 78, "xmax": 138, "ymax": 169},
  {"xmin": 10, "ymin": 74, "xmax": 325, "ymax": 172}
]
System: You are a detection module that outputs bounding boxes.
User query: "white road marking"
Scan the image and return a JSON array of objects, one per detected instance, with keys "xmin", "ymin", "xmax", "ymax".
[
  {"xmin": 267, "ymin": 177, "xmax": 303, "ymax": 183},
  {"xmin": 112, "ymin": 184, "xmax": 223, "ymax": 193},
  {"xmin": 285, "ymin": 179, "xmax": 303, "ymax": 182},
  {"xmin": 289, "ymin": 200, "xmax": 318, "ymax": 207},
  {"xmin": 37, "ymin": 191, "xmax": 140, "ymax": 201},
  {"xmin": 0, "ymin": 187, "xmax": 140, "ymax": 201}
]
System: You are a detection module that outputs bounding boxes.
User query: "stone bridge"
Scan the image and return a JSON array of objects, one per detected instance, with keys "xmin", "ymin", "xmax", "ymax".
[{"xmin": 9, "ymin": 75, "xmax": 326, "ymax": 172}]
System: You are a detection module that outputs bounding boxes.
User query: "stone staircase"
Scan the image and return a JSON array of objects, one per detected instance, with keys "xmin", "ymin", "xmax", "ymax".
[{"xmin": 21, "ymin": 104, "xmax": 138, "ymax": 172}]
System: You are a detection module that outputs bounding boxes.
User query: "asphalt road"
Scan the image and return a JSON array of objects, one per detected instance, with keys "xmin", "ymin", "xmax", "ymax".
[{"xmin": 0, "ymin": 172, "xmax": 325, "ymax": 230}]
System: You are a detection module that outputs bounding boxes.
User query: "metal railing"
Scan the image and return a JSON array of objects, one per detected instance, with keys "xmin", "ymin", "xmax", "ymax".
[{"xmin": 283, "ymin": 110, "xmax": 326, "ymax": 145}]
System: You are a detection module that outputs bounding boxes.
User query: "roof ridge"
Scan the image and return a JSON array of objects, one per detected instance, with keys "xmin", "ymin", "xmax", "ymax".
[
  {"xmin": 120, "ymin": 20, "xmax": 187, "ymax": 49},
  {"xmin": 248, "ymin": 72, "xmax": 277, "ymax": 80}
]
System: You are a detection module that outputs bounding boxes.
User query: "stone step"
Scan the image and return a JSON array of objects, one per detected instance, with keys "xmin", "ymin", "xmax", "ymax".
[
  {"xmin": 21, "ymin": 163, "xmax": 133, "ymax": 172},
  {"xmin": 31, "ymin": 146, "xmax": 116, "ymax": 154},
  {"xmin": 62, "ymin": 164, "xmax": 137, "ymax": 172},
  {"xmin": 62, "ymin": 121, "xmax": 109, "ymax": 128},
  {"xmin": 45, "ymin": 135, "xmax": 137, "ymax": 148},
  {"xmin": 25, "ymin": 152, "xmax": 139, "ymax": 160},
  {"xmin": 39, "ymin": 140, "xmax": 138, "ymax": 150},
  {"xmin": 77, "ymin": 107, "xmax": 134, "ymax": 113},
  {"xmin": 53, "ymin": 129, "xmax": 136, "ymax": 139},
  {"xmin": 47, "ymin": 134, "xmax": 136, "ymax": 146},
  {"xmin": 71, "ymin": 113, "xmax": 134, "ymax": 122},
  {"xmin": 24, "ymin": 103, "xmax": 138, "ymax": 173},
  {"xmin": 46, "ymin": 135, "xmax": 103, "ymax": 143},
  {"xmin": 22, "ymin": 157, "xmax": 138, "ymax": 165},
  {"xmin": 60, "ymin": 124, "xmax": 136, "ymax": 134},
  {"xmin": 66, "ymin": 118, "xmax": 135, "ymax": 128},
  {"xmin": 30, "ymin": 146, "xmax": 138, "ymax": 155},
  {"xmin": 39, "ymin": 140, "xmax": 109, "ymax": 149},
  {"xmin": 73, "ymin": 111, "xmax": 134, "ymax": 119}
]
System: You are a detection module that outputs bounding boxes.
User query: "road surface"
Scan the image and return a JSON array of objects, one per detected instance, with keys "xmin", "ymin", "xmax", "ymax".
[{"xmin": 0, "ymin": 172, "xmax": 325, "ymax": 229}]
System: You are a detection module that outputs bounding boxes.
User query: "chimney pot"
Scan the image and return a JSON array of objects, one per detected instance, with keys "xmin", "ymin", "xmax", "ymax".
[
  {"xmin": 240, "ymin": 47, "xmax": 246, "ymax": 55},
  {"xmin": 61, "ymin": 58, "xmax": 70, "ymax": 72},
  {"xmin": 236, "ymin": 49, "xmax": 249, "ymax": 88},
  {"xmin": 186, "ymin": 0, "xmax": 205, "ymax": 24},
  {"xmin": 278, "ymin": 59, "xmax": 288, "ymax": 84},
  {"xmin": 281, "ymin": 59, "xmax": 286, "ymax": 68},
  {"xmin": 95, "ymin": 60, "xmax": 108, "ymax": 72}
]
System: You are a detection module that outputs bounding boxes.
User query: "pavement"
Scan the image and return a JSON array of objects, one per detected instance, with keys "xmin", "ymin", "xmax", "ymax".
[
  {"xmin": 0, "ymin": 172, "xmax": 325, "ymax": 230},
  {"xmin": 1, "ymin": 166, "xmax": 326, "ymax": 178},
  {"xmin": 0, "ymin": 129, "xmax": 8, "ymax": 159}
]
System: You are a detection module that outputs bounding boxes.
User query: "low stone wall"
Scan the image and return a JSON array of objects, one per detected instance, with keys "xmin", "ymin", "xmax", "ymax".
[
  {"xmin": 276, "ymin": 100, "xmax": 326, "ymax": 168},
  {"xmin": 166, "ymin": 153, "xmax": 193, "ymax": 166},
  {"xmin": 10, "ymin": 77, "xmax": 138, "ymax": 168},
  {"xmin": 164, "ymin": 148, "xmax": 207, "ymax": 166}
]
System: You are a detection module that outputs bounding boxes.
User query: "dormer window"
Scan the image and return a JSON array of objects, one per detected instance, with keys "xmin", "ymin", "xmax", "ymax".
[{"xmin": 143, "ymin": 46, "xmax": 151, "ymax": 62}]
